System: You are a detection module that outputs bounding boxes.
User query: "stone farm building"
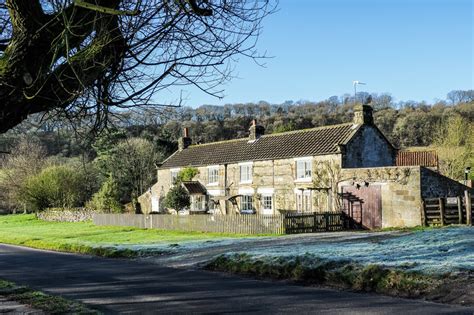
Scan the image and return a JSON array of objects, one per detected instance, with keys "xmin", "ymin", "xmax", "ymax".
[{"xmin": 139, "ymin": 105, "xmax": 471, "ymax": 229}]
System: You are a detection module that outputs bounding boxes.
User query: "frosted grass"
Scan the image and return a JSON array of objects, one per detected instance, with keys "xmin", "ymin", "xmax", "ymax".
[{"xmin": 241, "ymin": 227, "xmax": 474, "ymax": 274}]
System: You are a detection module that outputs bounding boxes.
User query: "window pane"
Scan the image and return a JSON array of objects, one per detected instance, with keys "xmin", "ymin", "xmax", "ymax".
[
  {"xmin": 208, "ymin": 167, "xmax": 219, "ymax": 184},
  {"xmin": 305, "ymin": 161, "xmax": 312, "ymax": 177},
  {"xmin": 296, "ymin": 161, "xmax": 303, "ymax": 178},
  {"xmin": 240, "ymin": 165, "xmax": 252, "ymax": 182},
  {"xmin": 241, "ymin": 195, "xmax": 253, "ymax": 211},
  {"xmin": 263, "ymin": 195, "xmax": 272, "ymax": 210},
  {"xmin": 296, "ymin": 160, "xmax": 312, "ymax": 179}
]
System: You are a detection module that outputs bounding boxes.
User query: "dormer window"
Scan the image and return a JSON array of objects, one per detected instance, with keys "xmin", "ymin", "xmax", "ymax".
[
  {"xmin": 295, "ymin": 158, "xmax": 312, "ymax": 181},
  {"xmin": 208, "ymin": 166, "xmax": 219, "ymax": 185}
]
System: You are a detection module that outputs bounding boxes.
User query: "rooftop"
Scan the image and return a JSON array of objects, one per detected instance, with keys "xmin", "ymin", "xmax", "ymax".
[{"xmin": 160, "ymin": 122, "xmax": 360, "ymax": 169}]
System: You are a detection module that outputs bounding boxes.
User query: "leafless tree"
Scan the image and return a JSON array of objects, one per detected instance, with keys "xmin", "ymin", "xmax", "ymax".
[{"xmin": 0, "ymin": 0, "xmax": 275, "ymax": 133}]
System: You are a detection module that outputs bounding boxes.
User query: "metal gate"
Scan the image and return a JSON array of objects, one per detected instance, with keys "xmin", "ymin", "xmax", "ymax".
[{"xmin": 341, "ymin": 185, "xmax": 382, "ymax": 229}]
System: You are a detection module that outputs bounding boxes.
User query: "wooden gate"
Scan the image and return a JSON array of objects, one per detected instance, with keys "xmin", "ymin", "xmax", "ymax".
[
  {"xmin": 341, "ymin": 185, "xmax": 382, "ymax": 229},
  {"xmin": 422, "ymin": 195, "xmax": 473, "ymax": 226},
  {"xmin": 284, "ymin": 212, "xmax": 345, "ymax": 234}
]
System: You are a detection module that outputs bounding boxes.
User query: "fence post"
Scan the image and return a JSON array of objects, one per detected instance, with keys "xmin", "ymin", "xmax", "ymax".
[
  {"xmin": 325, "ymin": 213, "xmax": 330, "ymax": 232},
  {"xmin": 439, "ymin": 198, "xmax": 445, "ymax": 226},
  {"xmin": 465, "ymin": 191, "xmax": 472, "ymax": 226},
  {"xmin": 421, "ymin": 199, "xmax": 426, "ymax": 227},
  {"xmin": 457, "ymin": 196, "xmax": 463, "ymax": 224}
]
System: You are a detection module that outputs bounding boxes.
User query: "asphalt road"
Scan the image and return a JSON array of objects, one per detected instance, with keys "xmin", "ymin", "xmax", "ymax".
[{"xmin": 0, "ymin": 244, "xmax": 472, "ymax": 314}]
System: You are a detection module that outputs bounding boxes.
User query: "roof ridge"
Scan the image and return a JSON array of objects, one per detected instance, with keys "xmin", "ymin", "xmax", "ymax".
[
  {"xmin": 188, "ymin": 137, "xmax": 247, "ymax": 148},
  {"xmin": 187, "ymin": 122, "xmax": 355, "ymax": 148},
  {"xmin": 263, "ymin": 122, "xmax": 354, "ymax": 138}
]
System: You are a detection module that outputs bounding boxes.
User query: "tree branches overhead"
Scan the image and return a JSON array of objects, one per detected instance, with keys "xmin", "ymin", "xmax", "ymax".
[{"xmin": 0, "ymin": 0, "xmax": 275, "ymax": 133}]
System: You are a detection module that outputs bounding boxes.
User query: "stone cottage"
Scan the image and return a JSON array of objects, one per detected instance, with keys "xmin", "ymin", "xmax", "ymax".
[{"xmin": 139, "ymin": 104, "xmax": 471, "ymax": 229}]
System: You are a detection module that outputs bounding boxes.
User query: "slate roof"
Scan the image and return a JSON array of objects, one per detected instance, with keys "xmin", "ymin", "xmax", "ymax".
[
  {"xmin": 160, "ymin": 123, "xmax": 360, "ymax": 169},
  {"xmin": 182, "ymin": 181, "xmax": 207, "ymax": 195}
]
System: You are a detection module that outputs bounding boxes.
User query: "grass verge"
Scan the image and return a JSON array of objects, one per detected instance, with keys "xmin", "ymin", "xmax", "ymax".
[
  {"xmin": 0, "ymin": 214, "xmax": 259, "ymax": 258},
  {"xmin": 205, "ymin": 253, "xmax": 442, "ymax": 299},
  {"xmin": 0, "ymin": 279, "xmax": 99, "ymax": 314}
]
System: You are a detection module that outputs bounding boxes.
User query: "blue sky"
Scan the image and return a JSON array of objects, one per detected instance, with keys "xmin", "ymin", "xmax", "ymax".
[{"xmin": 179, "ymin": 0, "xmax": 473, "ymax": 106}]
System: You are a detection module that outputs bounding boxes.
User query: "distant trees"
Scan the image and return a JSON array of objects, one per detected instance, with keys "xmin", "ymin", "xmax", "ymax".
[
  {"xmin": 0, "ymin": 136, "xmax": 47, "ymax": 212},
  {"xmin": 93, "ymin": 133, "xmax": 161, "ymax": 209},
  {"xmin": 1, "ymin": 89, "xmax": 473, "ymax": 213},
  {"xmin": 434, "ymin": 115, "xmax": 474, "ymax": 180},
  {"xmin": 447, "ymin": 90, "xmax": 474, "ymax": 105}
]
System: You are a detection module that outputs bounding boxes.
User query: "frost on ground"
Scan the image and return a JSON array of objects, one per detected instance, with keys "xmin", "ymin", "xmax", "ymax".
[
  {"xmin": 114, "ymin": 226, "xmax": 473, "ymax": 274},
  {"xmin": 112, "ymin": 237, "xmax": 264, "ymax": 255},
  {"xmin": 240, "ymin": 227, "xmax": 474, "ymax": 274}
]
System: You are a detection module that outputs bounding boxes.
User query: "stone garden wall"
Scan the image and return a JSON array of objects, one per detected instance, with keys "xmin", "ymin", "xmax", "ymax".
[{"xmin": 36, "ymin": 208, "xmax": 95, "ymax": 222}]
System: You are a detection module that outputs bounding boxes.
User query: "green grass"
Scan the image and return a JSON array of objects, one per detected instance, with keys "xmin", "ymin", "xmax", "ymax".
[
  {"xmin": 0, "ymin": 214, "xmax": 254, "ymax": 257},
  {"xmin": 205, "ymin": 253, "xmax": 441, "ymax": 299},
  {"xmin": 0, "ymin": 279, "xmax": 99, "ymax": 314}
]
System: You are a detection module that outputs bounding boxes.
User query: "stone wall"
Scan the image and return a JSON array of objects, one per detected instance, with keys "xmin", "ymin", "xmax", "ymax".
[
  {"xmin": 343, "ymin": 125, "xmax": 396, "ymax": 168},
  {"xmin": 36, "ymin": 208, "xmax": 95, "ymax": 222},
  {"xmin": 340, "ymin": 166, "xmax": 422, "ymax": 228},
  {"xmin": 139, "ymin": 154, "xmax": 342, "ymax": 214},
  {"xmin": 420, "ymin": 167, "xmax": 472, "ymax": 198}
]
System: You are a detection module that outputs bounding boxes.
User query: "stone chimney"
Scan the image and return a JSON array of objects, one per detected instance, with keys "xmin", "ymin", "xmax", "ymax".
[
  {"xmin": 178, "ymin": 127, "xmax": 192, "ymax": 151},
  {"xmin": 353, "ymin": 104, "xmax": 374, "ymax": 125},
  {"xmin": 249, "ymin": 119, "xmax": 265, "ymax": 141}
]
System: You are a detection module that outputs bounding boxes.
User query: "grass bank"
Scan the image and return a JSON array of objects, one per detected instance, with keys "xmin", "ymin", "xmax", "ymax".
[
  {"xmin": 0, "ymin": 214, "xmax": 254, "ymax": 258},
  {"xmin": 0, "ymin": 279, "xmax": 98, "ymax": 314},
  {"xmin": 205, "ymin": 253, "xmax": 466, "ymax": 303}
]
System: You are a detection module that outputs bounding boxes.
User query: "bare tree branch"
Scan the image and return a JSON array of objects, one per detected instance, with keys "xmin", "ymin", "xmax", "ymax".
[{"xmin": 0, "ymin": 0, "xmax": 276, "ymax": 133}]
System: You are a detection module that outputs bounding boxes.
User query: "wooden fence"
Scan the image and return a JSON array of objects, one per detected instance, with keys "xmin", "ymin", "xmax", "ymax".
[
  {"xmin": 93, "ymin": 213, "xmax": 286, "ymax": 235},
  {"xmin": 93, "ymin": 212, "xmax": 348, "ymax": 235},
  {"xmin": 284, "ymin": 212, "xmax": 345, "ymax": 234},
  {"xmin": 422, "ymin": 193, "xmax": 473, "ymax": 227}
]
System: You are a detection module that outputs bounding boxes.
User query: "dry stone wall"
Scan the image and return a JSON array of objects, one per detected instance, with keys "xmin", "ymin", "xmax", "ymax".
[{"xmin": 36, "ymin": 208, "xmax": 95, "ymax": 222}]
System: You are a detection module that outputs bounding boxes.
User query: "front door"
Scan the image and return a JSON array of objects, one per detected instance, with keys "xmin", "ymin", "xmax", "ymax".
[{"xmin": 341, "ymin": 185, "xmax": 382, "ymax": 229}]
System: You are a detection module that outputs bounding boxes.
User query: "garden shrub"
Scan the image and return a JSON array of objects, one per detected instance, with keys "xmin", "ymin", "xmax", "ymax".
[
  {"xmin": 21, "ymin": 165, "xmax": 87, "ymax": 211},
  {"xmin": 86, "ymin": 176, "xmax": 122, "ymax": 213}
]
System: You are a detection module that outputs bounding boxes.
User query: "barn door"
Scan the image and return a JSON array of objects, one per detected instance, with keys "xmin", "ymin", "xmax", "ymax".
[{"xmin": 341, "ymin": 185, "xmax": 382, "ymax": 229}]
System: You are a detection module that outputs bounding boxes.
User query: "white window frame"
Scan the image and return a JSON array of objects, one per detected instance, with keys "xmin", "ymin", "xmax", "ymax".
[
  {"xmin": 295, "ymin": 189, "xmax": 312, "ymax": 213},
  {"xmin": 239, "ymin": 162, "xmax": 253, "ymax": 184},
  {"xmin": 261, "ymin": 194, "xmax": 273, "ymax": 215},
  {"xmin": 207, "ymin": 166, "xmax": 219, "ymax": 186},
  {"xmin": 295, "ymin": 157, "xmax": 312, "ymax": 182},
  {"xmin": 192, "ymin": 195, "xmax": 206, "ymax": 211},
  {"xmin": 170, "ymin": 168, "xmax": 180, "ymax": 185},
  {"xmin": 240, "ymin": 195, "xmax": 254, "ymax": 213}
]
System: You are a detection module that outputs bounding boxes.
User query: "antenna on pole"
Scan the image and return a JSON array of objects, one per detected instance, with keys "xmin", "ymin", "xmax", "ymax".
[{"xmin": 353, "ymin": 81, "xmax": 366, "ymax": 104}]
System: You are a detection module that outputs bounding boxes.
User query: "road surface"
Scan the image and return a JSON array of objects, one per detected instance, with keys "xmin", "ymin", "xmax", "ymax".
[{"xmin": 0, "ymin": 244, "xmax": 472, "ymax": 314}]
